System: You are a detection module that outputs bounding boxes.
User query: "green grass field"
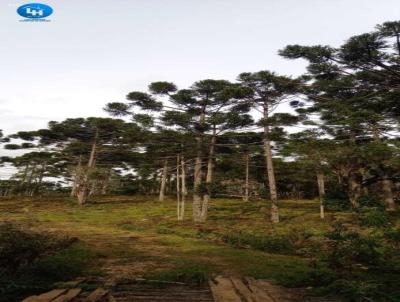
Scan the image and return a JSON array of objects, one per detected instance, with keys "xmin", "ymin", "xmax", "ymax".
[{"xmin": 1, "ymin": 196, "xmax": 399, "ymax": 301}]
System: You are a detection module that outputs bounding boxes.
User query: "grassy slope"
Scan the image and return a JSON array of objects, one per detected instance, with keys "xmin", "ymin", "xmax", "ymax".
[{"xmin": 0, "ymin": 196, "xmax": 350, "ymax": 287}]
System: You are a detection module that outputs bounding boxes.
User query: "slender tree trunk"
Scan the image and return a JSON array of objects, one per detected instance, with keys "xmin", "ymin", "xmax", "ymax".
[
  {"xmin": 193, "ymin": 138, "xmax": 203, "ymax": 222},
  {"xmin": 360, "ymin": 167, "xmax": 369, "ymax": 196},
  {"xmin": 348, "ymin": 173, "xmax": 360, "ymax": 208},
  {"xmin": 176, "ymin": 154, "xmax": 181, "ymax": 220},
  {"xmin": 71, "ymin": 156, "xmax": 82, "ymax": 197},
  {"xmin": 25, "ymin": 165, "xmax": 36, "ymax": 195},
  {"xmin": 263, "ymin": 104, "xmax": 279, "ymax": 223},
  {"xmin": 159, "ymin": 159, "xmax": 168, "ymax": 201},
  {"xmin": 382, "ymin": 177, "xmax": 396, "ymax": 211},
  {"xmin": 316, "ymin": 170, "xmax": 325, "ymax": 219},
  {"xmin": 167, "ymin": 174, "xmax": 172, "ymax": 195},
  {"xmin": 201, "ymin": 131, "xmax": 216, "ymax": 222},
  {"xmin": 371, "ymin": 130, "xmax": 396, "ymax": 211},
  {"xmin": 77, "ymin": 130, "xmax": 98, "ymax": 205},
  {"xmin": 243, "ymin": 152, "xmax": 250, "ymax": 202},
  {"xmin": 180, "ymin": 155, "xmax": 187, "ymax": 221},
  {"xmin": 193, "ymin": 109, "xmax": 206, "ymax": 223}
]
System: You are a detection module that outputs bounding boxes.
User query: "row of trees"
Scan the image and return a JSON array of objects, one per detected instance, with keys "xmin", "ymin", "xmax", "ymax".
[{"xmin": 1, "ymin": 20, "xmax": 399, "ymax": 223}]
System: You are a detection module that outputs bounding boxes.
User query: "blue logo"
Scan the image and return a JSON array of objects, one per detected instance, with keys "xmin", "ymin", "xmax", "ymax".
[{"xmin": 17, "ymin": 3, "xmax": 53, "ymax": 19}]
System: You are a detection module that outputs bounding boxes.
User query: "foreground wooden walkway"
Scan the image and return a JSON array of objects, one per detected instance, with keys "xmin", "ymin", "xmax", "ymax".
[
  {"xmin": 22, "ymin": 287, "xmax": 116, "ymax": 302},
  {"xmin": 210, "ymin": 276, "xmax": 299, "ymax": 302},
  {"xmin": 209, "ymin": 276, "xmax": 341, "ymax": 302},
  {"xmin": 21, "ymin": 276, "xmax": 340, "ymax": 302}
]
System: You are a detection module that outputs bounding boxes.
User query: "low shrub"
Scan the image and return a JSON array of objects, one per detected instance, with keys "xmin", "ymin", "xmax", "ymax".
[
  {"xmin": 324, "ymin": 224, "xmax": 383, "ymax": 269},
  {"xmin": 358, "ymin": 195, "xmax": 385, "ymax": 209},
  {"xmin": 318, "ymin": 222, "xmax": 400, "ymax": 301},
  {"xmin": 221, "ymin": 231, "xmax": 295, "ymax": 254},
  {"xmin": 359, "ymin": 208, "xmax": 389, "ymax": 227},
  {"xmin": 0, "ymin": 223, "xmax": 75, "ymax": 275},
  {"xmin": 0, "ymin": 223, "xmax": 95, "ymax": 302},
  {"xmin": 30, "ymin": 243, "xmax": 94, "ymax": 281},
  {"xmin": 323, "ymin": 190, "xmax": 350, "ymax": 211}
]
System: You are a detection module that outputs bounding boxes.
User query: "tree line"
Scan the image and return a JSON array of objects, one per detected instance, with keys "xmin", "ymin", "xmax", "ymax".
[{"xmin": 1, "ymin": 21, "xmax": 399, "ymax": 223}]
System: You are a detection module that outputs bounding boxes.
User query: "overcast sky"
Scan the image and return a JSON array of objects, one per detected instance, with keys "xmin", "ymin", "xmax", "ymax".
[{"xmin": 1, "ymin": 0, "xmax": 399, "ymax": 136}]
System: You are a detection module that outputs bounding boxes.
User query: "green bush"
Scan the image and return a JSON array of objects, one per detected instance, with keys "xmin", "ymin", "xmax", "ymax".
[
  {"xmin": 221, "ymin": 232, "xmax": 295, "ymax": 254},
  {"xmin": 360, "ymin": 208, "xmax": 389, "ymax": 227},
  {"xmin": 325, "ymin": 225, "xmax": 383, "ymax": 269},
  {"xmin": 0, "ymin": 223, "xmax": 75, "ymax": 274},
  {"xmin": 30, "ymin": 243, "xmax": 94, "ymax": 281},
  {"xmin": 323, "ymin": 190, "xmax": 350, "ymax": 210},
  {"xmin": 358, "ymin": 195, "xmax": 385, "ymax": 209},
  {"xmin": 326, "ymin": 279, "xmax": 384, "ymax": 302},
  {"xmin": 319, "ymin": 222, "xmax": 400, "ymax": 301},
  {"xmin": 0, "ymin": 223, "xmax": 95, "ymax": 302}
]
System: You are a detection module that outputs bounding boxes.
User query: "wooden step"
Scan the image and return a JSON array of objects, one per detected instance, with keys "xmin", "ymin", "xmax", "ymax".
[
  {"xmin": 52, "ymin": 288, "xmax": 82, "ymax": 302},
  {"xmin": 22, "ymin": 289, "xmax": 68, "ymax": 302},
  {"xmin": 83, "ymin": 288, "xmax": 109, "ymax": 302}
]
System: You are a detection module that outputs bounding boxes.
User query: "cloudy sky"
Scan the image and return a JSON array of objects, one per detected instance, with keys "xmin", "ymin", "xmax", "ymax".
[{"xmin": 1, "ymin": 0, "xmax": 399, "ymax": 135}]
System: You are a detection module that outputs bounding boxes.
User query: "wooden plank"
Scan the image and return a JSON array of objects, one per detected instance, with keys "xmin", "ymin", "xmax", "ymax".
[
  {"xmin": 22, "ymin": 289, "xmax": 68, "ymax": 302},
  {"xmin": 209, "ymin": 276, "xmax": 242, "ymax": 302},
  {"xmin": 84, "ymin": 288, "xmax": 109, "ymax": 302},
  {"xmin": 230, "ymin": 277, "xmax": 257, "ymax": 302},
  {"xmin": 52, "ymin": 288, "xmax": 82, "ymax": 302},
  {"xmin": 245, "ymin": 278, "xmax": 275, "ymax": 302}
]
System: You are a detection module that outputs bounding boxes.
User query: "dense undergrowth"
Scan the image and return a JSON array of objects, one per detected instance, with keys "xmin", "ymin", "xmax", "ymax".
[
  {"xmin": 0, "ymin": 223, "xmax": 97, "ymax": 302},
  {"xmin": 0, "ymin": 196, "xmax": 399, "ymax": 301}
]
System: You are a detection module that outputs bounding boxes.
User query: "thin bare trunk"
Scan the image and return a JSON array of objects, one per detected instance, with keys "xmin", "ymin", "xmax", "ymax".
[
  {"xmin": 360, "ymin": 167, "xmax": 369, "ymax": 196},
  {"xmin": 263, "ymin": 104, "xmax": 279, "ymax": 223},
  {"xmin": 348, "ymin": 173, "xmax": 360, "ymax": 208},
  {"xmin": 193, "ymin": 108, "xmax": 206, "ymax": 223},
  {"xmin": 77, "ymin": 130, "xmax": 98, "ymax": 205},
  {"xmin": 382, "ymin": 178, "xmax": 396, "ymax": 211},
  {"xmin": 159, "ymin": 159, "xmax": 168, "ymax": 201},
  {"xmin": 243, "ymin": 152, "xmax": 250, "ymax": 202},
  {"xmin": 71, "ymin": 156, "xmax": 82, "ymax": 197},
  {"xmin": 193, "ymin": 140, "xmax": 203, "ymax": 222},
  {"xmin": 176, "ymin": 154, "xmax": 181, "ymax": 220},
  {"xmin": 316, "ymin": 170, "xmax": 325, "ymax": 219},
  {"xmin": 201, "ymin": 132, "xmax": 216, "ymax": 222},
  {"xmin": 180, "ymin": 155, "xmax": 187, "ymax": 220}
]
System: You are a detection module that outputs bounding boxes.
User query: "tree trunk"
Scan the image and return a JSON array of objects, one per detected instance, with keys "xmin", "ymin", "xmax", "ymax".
[
  {"xmin": 316, "ymin": 170, "xmax": 325, "ymax": 219},
  {"xmin": 243, "ymin": 152, "xmax": 250, "ymax": 202},
  {"xmin": 193, "ymin": 139, "xmax": 203, "ymax": 222},
  {"xmin": 193, "ymin": 108, "xmax": 206, "ymax": 223},
  {"xmin": 167, "ymin": 174, "xmax": 172, "ymax": 195},
  {"xmin": 360, "ymin": 167, "xmax": 369, "ymax": 196},
  {"xmin": 77, "ymin": 130, "xmax": 98, "ymax": 205},
  {"xmin": 159, "ymin": 159, "xmax": 168, "ymax": 201},
  {"xmin": 176, "ymin": 154, "xmax": 181, "ymax": 220},
  {"xmin": 263, "ymin": 104, "xmax": 279, "ymax": 223},
  {"xmin": 180, "ymin": 155, "xmax": 187, "ymax": 221},
  {"xmin": 70, "ymin": 156, "xmax": 82, "ymax": 197},
  {"xmin": 382, "ymin": 178, "xmax": 396, "ymax": 211},
  {"xmin": 201, "ymin": 132, "xmax": 216, "ymax": 222},
  {"xmin": 348, "ymin": 173, "xmax": 360, "ymax": 208}
]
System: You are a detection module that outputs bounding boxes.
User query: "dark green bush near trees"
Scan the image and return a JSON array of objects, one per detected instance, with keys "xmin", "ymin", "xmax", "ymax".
[
  {"xmin": 221, "ymin": 231, "xmax": 297, "ymax": 254},
  {"xmin": 0, "ymin": 223, "xmax": 95, "ymax": 302},
  {"xmin": 323, "ymin": 191, "xmax": 351, "ymax": 211},
  {"xmin": 314, "ymin": 222, "xmax": 400, "ymax": 301}
]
